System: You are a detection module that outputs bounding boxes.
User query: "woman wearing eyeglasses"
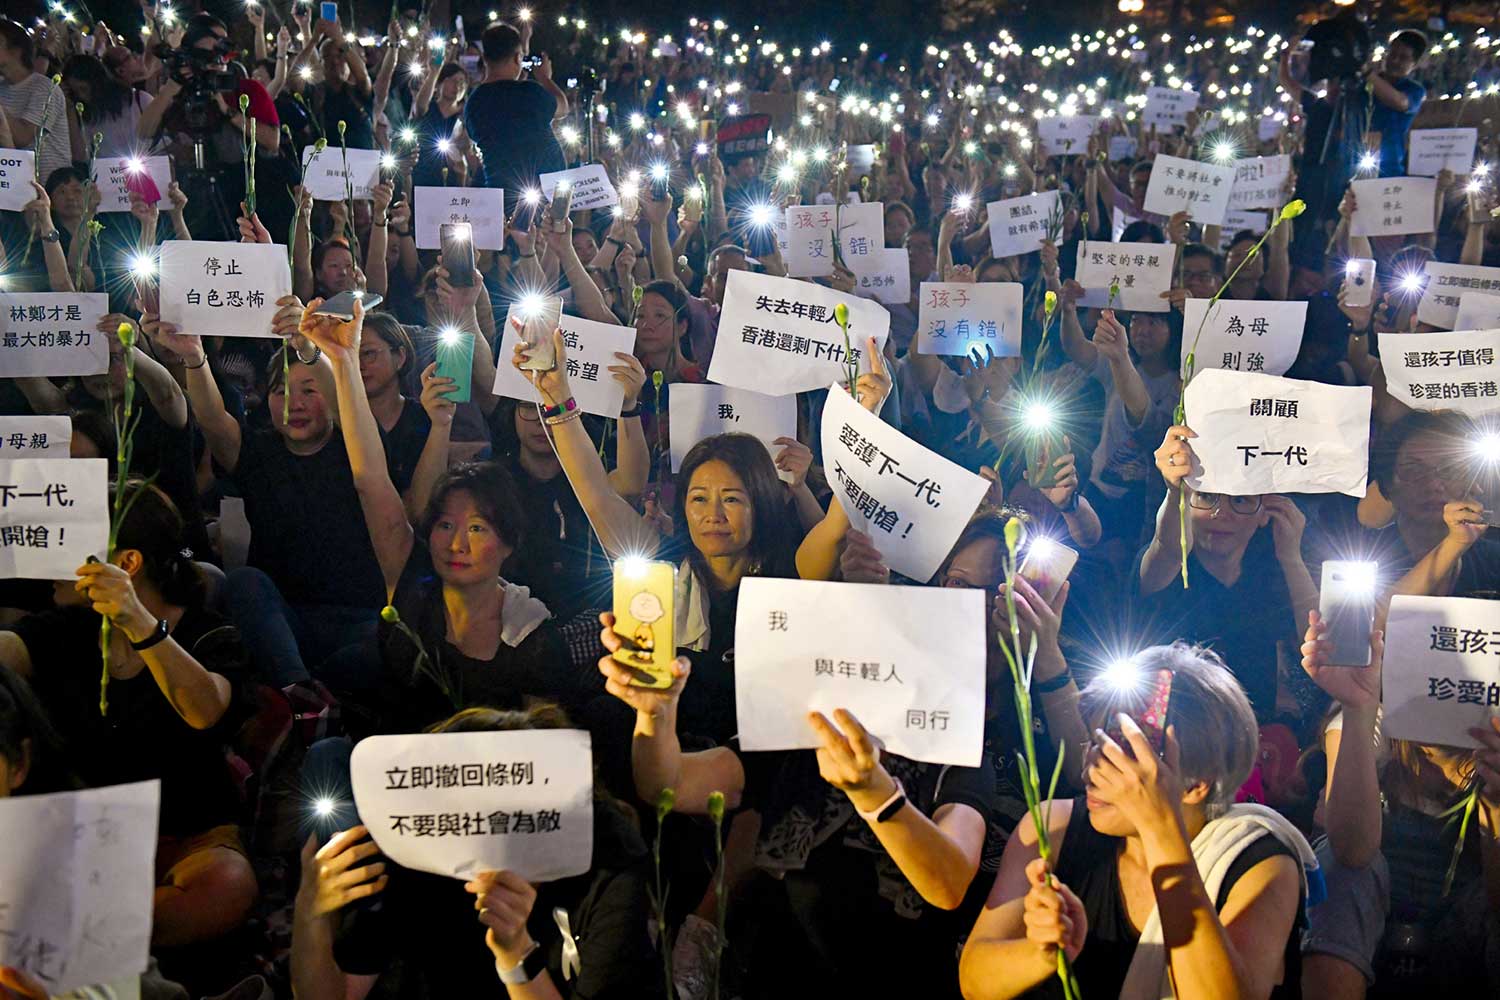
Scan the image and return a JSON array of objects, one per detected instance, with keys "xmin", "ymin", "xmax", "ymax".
[{"xmin": 1135, "ymin": 424, "xmax": 1319, "ymax": 722}]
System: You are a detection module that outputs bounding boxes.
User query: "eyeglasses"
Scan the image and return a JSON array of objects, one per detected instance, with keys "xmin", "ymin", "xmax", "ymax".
[
  {"xmin": 1394, "ymin": 462, "xmax": 1469, "ymax": 487},
  {"xmin": 1189, "ymin": 492, "xmax": 1261, "ymax": 516}
]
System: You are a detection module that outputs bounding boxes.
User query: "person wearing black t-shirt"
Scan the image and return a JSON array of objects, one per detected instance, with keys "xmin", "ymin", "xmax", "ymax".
[
  {"xmin": 463, "ymin": 21, "xmax": 568, "ymax": 196},
  {"xmin": 146, "ymin": 303, "xmax": 386, "ymax": 690},
  {"xmin": 0, "ymin": 482, "xmax": 258, "ymax": 950},
  {"xmin": 358, "ymin": 312, "xmax": 429, "ymax": 495}
]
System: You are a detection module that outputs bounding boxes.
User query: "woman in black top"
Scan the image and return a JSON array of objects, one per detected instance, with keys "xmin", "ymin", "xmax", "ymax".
[
  {"xmin": 0, "ymin": 481, "xmax": 258, "ymax": 949},
  {"xmin": 290, "ymin": 704, "xmax": 662, "ymax": 1000},
  {"xmin": 960, "ymin": 643, "xmax": 1310, "ymax": 1000}
]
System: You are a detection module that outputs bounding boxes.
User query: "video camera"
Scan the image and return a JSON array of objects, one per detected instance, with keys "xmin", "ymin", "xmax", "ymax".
[{"xmin": 156, "ymin": 39, "xmax": 246, "ymax": 133}]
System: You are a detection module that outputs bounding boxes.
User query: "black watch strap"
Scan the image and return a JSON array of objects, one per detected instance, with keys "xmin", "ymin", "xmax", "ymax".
[{"xmin": 129, "ymin": 618, "xmax": 171, "ymax": 651}]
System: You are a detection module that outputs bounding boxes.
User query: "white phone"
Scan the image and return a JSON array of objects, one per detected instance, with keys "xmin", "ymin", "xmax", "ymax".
[
  {"xmin": 1018, "ymin": 537, "xmax": 1079, "ymax": 605},
  {"xmin": 1344, "ymin": 258, "xmax": 1376, "ymax": 309},
  {"xmin": 1319, "ymin": 561, "xmax": 1377, "ymax": 667}
]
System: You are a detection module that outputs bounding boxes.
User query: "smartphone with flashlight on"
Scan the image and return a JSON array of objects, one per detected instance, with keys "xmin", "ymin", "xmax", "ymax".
[
  {"xmin": 1104, "ymin": 667, "xmax": 1173, "ymax": 756},
  {"xmin": 307, "ymin": 793, "xmax": 359, "ymax": 847},
  {"xmin": 649, "ymin": 165, "xmax": 671, "ymax": 202},
  {"xmin": 1319, "ymin": 561, "xmax": 1377, "ymax": 667},
  {"xmin": 313, "ymin": 290, "xmax": 383, "ymax": 319},
  {"xmin": 439, "ymin": 222, "xmax": 475, "ymax": 288},
  {"xmin": 1023, "ymin": 434, "xmax": 1062, "ymax": 490},
  {"xmin": 1017, "ymin": 536, "xmax": 1079, "ymax": 605},
  {"xmin": 1344, "ymin": 258, "xmax": 1376, "ymax": 309},
  {"xmin": 517, "ymin": 295, "xmax": 563, "ymax": 372},
  {"xmin": 434, "ymin": 329, "xmax": 474, "ymax": 403},
  {"xmin": 550, "ymin": 182, "xmax": 573, "ymax": 223},
  {"xmin": 611, "ymin": 558, "xmax": 676, "ymax": 688}
]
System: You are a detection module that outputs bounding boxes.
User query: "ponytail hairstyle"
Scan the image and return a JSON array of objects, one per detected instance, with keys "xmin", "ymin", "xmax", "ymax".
[{"xmin": 111, "ymin": 479, "xmax": 205, "ymax": 608}]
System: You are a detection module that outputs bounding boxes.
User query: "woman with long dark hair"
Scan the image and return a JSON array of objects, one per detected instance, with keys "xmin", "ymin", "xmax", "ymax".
[{"xmin": 61, "ymin": 52, "xmax": 157, "ymax": 158}]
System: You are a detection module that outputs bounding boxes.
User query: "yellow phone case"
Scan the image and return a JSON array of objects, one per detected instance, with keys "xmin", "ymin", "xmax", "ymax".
[{"xmin": 612, "ymin": 559, "xmax": 676, "ymax": 689}]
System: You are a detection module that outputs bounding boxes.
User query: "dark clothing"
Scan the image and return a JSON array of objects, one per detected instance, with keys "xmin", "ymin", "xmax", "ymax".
[
  {"xmin": 372, "ymin": 544, "xmax": 582, "ymax": 732},
  {"xmin": 1135, "ymin": 529, "xmax": 1295, "ymax": 721},
  {"xmin": 464, "ymin": 79, "xmax": 565, "ymax": 193},
  {"xmin": 225, "ymin": 430, "xmax": 387, "ymax": 610},
  {"xmin": 1022, "ymin": 796, "xmax": 1303, "ymax": 1000},
  {"xmin": 1357, "ymin": 76, "xmax": 1425, "ymax": 177},
  {"xmin": 498, "ymin": 449, "xmax": 608, "ymax": 620},
  {"xmin": 1305, "ymin": 496, "xmax": 1500, "ymax": 600},
  {"xmin": 334, "ymin": 801, "xmax": 662, "ymax": 999},
  {"xmin": 11, "ymin": 605, "xmax": 250, "ymax": 836},
  {"xmin": 410, "ymin": 102, "xmax": 465, "ymax": 189},
  {"xmin": 381, "ymin": 397, "xmax": 432, "ymax": 495},
  {"xmin": 320, "ymin": 84, "xmax": 375, "ymax": 151}
]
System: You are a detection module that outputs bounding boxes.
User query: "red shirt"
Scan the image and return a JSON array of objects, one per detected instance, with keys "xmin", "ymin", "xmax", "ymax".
[{"xmin": 236, "ymin": 78, "xmax": 279, "ymax": 128}]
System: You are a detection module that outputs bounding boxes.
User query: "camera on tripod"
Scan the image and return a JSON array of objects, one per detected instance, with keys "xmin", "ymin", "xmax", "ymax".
[{"xmin": 156, "ymin": 40, "xmax": 247, "ymax": 133}]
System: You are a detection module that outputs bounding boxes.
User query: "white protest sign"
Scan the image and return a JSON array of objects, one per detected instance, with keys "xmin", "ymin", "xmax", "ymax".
[
  {"xmin": 494, "ymin": 309, "xmax": 635, "ymax": 418},
  {"xmin": 0, "ymin": 294, "xmax": 109, "ymax": 378},
  {"xmin": 847, "ymin": 143, "xmax": 876, "ymax": 177},
  {"xmin": 1111, "ymin": 205, "xmax": 1141, "ymax": 241},
  {"xmin": 822, "ymin": 386, "xmax": 990, "ymax": 582},
  {"xmin": 1408, "ymin": 128, "xmax": 1478, "ymax": 178},
  {"xmin": 836, "ymin": 201, "xmax": 884, "ymax": 267},
  {"xmin": 0, "ymin": 417, "xmax": 70, "ymax": 458},
  {"xmin": 1142, "ymin": 86, "xmax": 1200, "ymax": 132},
  {"xmin": 916, "ymin": 281, "xmax": 1023, "ymax": 359},
  {"xmin": 1383, "ymin": 595, "xmax": 1500, "ymax": 749},
  {"xmin": 782, "ymin": 204, "xmax": 836, "ymax": 278},
  {"xmin": 351, "ymin": 729, "xmax": 593, "ymax": 882},
  {"xmin": 1349, "ymin": 177, "xmax": 1436, "ymax": 237},
  {"xmin": 1377, "ymin": 329, "xmax": 1500, "ymax": 415},
  {"xmin": 710, "ymin": 271, "xmax": 890, "ymax": 396},
  {"xmin": 0, "ymin": 458, "xmax": 108, "ymax": 578},
  {"xmin": 92, "ymin": 155, "xmax": 171, "ymax": 212},
  {"xmin": 0, "ymin": 149, "xmax": 35, "ymax": 212},
  {"xmin": 851, "ymin": 248, "xmax": 911, "ymax": 305},
  {"xmin": 734, "ymin": 577, "xmax": 986, "ymax": 766},
  {"xmin": 158, "ymin": 241, "xmax": 291, "ymax": 339},
  {"xmin": 1108, "ymin": 135, "xmax": 1138, "ymax": 162},
  {"xmin": 1180, "ymin": 298, "xmax": 1307, "ymax": 377},
  {"xmin": 414, "ymin": 186, "xmax": 505, "ymax": 250},
  {"xmin": 1416, "ymin": 262, "xmax": 1500, "ymax": 330},
  {"xmin": 1143, "ymin": 154, "xmax": 1234, "ymax": 225},
  {"xmin": 300, "ymin": 145, "xmax": 382, "ymax": 201},
  {"xmin": 1074, "ymin": 241, "xmax": 1175, "ymax": 313},
  {"xmin": 1258, "ymin": 114, "xmax": 1283, "ymax": 143},
  {"xmin": 1216, "ymin": 209, "xmax": 1269, "ymax": 251},
  {"xmin": 1037, "ymin": 115, "xmax": 1099, "ymax": 157},
  {"xmin": 987, "ymin": 190, "xmax": 1060, "ymax": 260},
  {"xmin": 0, "ymin": 781, "xmax": 159, "ymax": 995},
  {"xmin": 668, "ymin": 384, "xmax": 797, "ymax": 475},
  {"xmin": 1457, "ymin": 292, "xmax": 1500, "ymax": 333},
  {"xmin": 539, "ymin": 163, "xmax": 619, "ymax": 211},
  {"xmin": 1183, "ymin": 369, "xmax": 1370, "ymax": 497},
  {"xmin": 1228, "ymin": 154, "xmax": 1292, "ymax": 211}
]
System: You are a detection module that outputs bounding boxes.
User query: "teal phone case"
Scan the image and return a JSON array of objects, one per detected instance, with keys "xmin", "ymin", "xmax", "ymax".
[{"xmin": 434, "ymin": 332, "xmax": 475, "ymax": 403}]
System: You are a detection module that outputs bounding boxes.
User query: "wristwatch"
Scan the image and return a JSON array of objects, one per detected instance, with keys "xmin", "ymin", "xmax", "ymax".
[
  {"xmin": 129, "ymin": 617, "xmax": 171, "ymax": 651},
  {"xmin": 496, "ymin": 940, "xmax": 548, "ymax": 985},
  {"xmin": 40, "ymin": 229, "xmax": 61, "ymax": 244}
]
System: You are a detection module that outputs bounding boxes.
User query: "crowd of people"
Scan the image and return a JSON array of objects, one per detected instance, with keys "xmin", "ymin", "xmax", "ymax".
[{"xmin": 1, "ymin": 1, "xmax": 1500, "ymax": 997}]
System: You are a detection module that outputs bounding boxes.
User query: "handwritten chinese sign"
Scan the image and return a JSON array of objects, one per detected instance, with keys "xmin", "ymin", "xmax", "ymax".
[
  {"xmin": 916, "ymin": 281, "xmax": 1023, "ymax": 358},
  {"xmin": 1074, "ymin": 241, "xmax": 1175, "ymax": 313},
  {"xmin": 300, "ymin": 145, "xmax": 382, "ymax": 201},
  {"xmin": 414, "ymin": 186, "xmax": 505, "ymax": 250},
  {"xmin": 1349, "ymin": 177, "xmax": 1436, "ymax": 238},
  {"xmin": 1378, "ymin": 329, "xmax": 1500, "ymax": 416},
  {"xmin": 1416, "ymin": 262, "xmax": 1500, "ymax": 330},
  {"xmin": 0, "ymin": 294, "xmax": 109, "ymax": 378},
  {"xmin": 1143, "ymin": 154, "xmax": 1234, "ymax": 225},
  {"xmin": 1228, "ymin": 154, "xmax": 1292, "ymax": 212},
  {"xmin": 493, "ymin": 307, "xmax": 635, "ymax": 418},
  {"xmin": 734, "ymin": 577, "xmax": 986, "ymax": 766},
  {"xmin": 1180, "ymin": 298, "xmax": 1307, "ymax": 377},
  {"xmin": 158, "ymin": 240, "xmax": 292, "ymax": 339},
  {"xmin": 0, "ymin": 458, "xmax": 107, "ymax": 578},
  {"xmin": 987, "ymin": 191, "xmax": 1060, "ymax": 260},
  {"xmin": 1384, "ymin": 595, "xmax": 1500, "ymax": 748},
  {"xmin": 0, "ymin": 417, "xmax": 70, "ymax": 458},
  {"xmin": 1037, "ymin": 115, "xmax": 1100, "ymax": 157},
  {"xmin": 1142, "ymin": 85, "xmax": 1200, "ymax": 132},
  {"xmin": 783, "ymin": 204, "xmax": 836, "ymax": 278},
  {"xmin": 351, "ymin": 729, "xmax": 593, "ymax": 882},
  {"xmin": 668, "ymin": 384, "xmax": 796, "ymax": 476}
]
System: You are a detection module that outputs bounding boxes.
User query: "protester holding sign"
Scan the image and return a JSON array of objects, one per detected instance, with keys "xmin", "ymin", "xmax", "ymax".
[{"xmin": 0, "ymin": 481, "xmax": 258, "ymax": 950}]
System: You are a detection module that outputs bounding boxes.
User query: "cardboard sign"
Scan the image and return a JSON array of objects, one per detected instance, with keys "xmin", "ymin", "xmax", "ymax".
[
  {"xmin": 1143, "ymin": 154, "xmax": 1234, "ymax": 225},
  {"xmin": 158, "ymin": 241, "xmax": 291, "ymax": 339},
  {"xmin": 1383, "ymin": 595, "xmax": 1500, "ymax": 748},
  {"xmin": 1456, "ymin": 292, "xmax": 1500, "ymax": 333},
  {"xmin": 717, "ymin": 114, "xmax": 771, "ymax": 160},
  {"xmin": 709, "ymin": 270, "xmax": 890, "ymax": 396},
  {"xmin": 300, "ymin": 145, "xmax": 383, "ymax": 201},
  {"xmin": 351, "ymin": 730, "xmax": 594, "ymax": 882},
  {"xmin": 1074, "ymin": 242, "xmax": 1175, "ymax": 313},
  {"xmin": 0, "ymin": 148, "xmax": 35, "ymax": 212},
  {"xmin": 92, "ymin": 155, "xmax": 171, "ymax": 212},
  {"xmin": 0, "ymin": 457, "xmax": 108, "ymax": 579},
  {"xmin": 1416, "ymin": 262, "xmax": 1500, "ymax": 330},
  {"xmin": 734, "ymin": 578, "xmax": 986, "ymax": 767},
  {"xmin": 850, "ymin": 247, "xmax": 911, "ymax": 305},
  {"xmin": 987, "ymin": 191, "xmax": 1060, "ymax": 260},
  {"xmin": 1037, "ymin": 115, "xmax": 1100, "ymax": 157},
  {"xmin": 0, "ymin": 416, "xmax": 70, "ymax": 458},
  {"xmin": 822, "ymin": 386, "xmax": 990, "ymax": 583},
  {"xmin": 1349, "ymin": 177, "xmax": 1436, "ymax": 237},
  {"xmin": 1378, "ymin": 329, "xmax": 1500, "ymax": 415},
  {"xmin": 0, "ymin": 294, "xmax": 110, "ymax": 378},
  {"xmin": 414, "ymin": 186, "xmax": 505, "ymax": 250},
  {"xmin": 1142, "ymin": 86, "xmax": 1200, "ymax": 132},
  {"xmin": 1183, "ymin": 369, "xmax": 1371, "ymax": 498},
  {"xmin": 1228, "ymin": 154, "xmax": 1292, "ymax": 211},
  {"xmin": 783, "ymin": 204, "xmax": 837, "ymax": 278},
  {"xmin": 916, "ymin": 281, "xmax": 1024, "ymax": 358},
  {"xmin": 494, "ymin": 309, "xmax": 636, "ymax": 418},
  {"xmin": 1407, "ymin": 128, "xmax": 1478, "ymax": 178},
  {"xmin": 668, "ymin": 384, "xmax": 797, "ymax": 475},
  {"xmin": 539, "ymin": 163, "xmax": 619, "ymax": 212},
  {"xmin": 1180, "ymin": 298, "xmax": 1307, "ymax": 378},
  {"xmin": 0, "ymin": 781, "xmax": 159, "ymax": 995}
]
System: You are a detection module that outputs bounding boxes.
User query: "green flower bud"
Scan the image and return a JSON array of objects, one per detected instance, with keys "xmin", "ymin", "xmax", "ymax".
[
  {"xmin": 707, "ymin": 790, "xmax": 726, "ymax": 823},
  {"xmin": 74, "ymin": 102, "xmax": 83, "ymax": 118},
  {"xmin": 239, "ymin": 93, "xmax": 250, "ymax": 112},
  {"xmin": 116, "ymin": 322, "xmax": 136, "ymax": 350},
  {"xmin": 1003, "ymin": 516, "xmax": 1025, "ymax": 555},
  {"xmin": 338, "ymin": 119, "xmax": 347, "ymax": 139},
  {"xmin": 379, "ymin": 605, "xmax": 401, "ymax": 624},
  {"xmin": 313, "ymin": 137, "xmax": 328, "ymax": 152},
  {"xmin": 834, "ymin": 302, "xmax": 850, "ymax": 329},
  {"xmin": 1044, "ymin": 290, "xmax": 1057, "ymax": 316},
  {"xmin": 652, "ymin": 370, "xmax": 664, "ymax": 390},
  {"xmin": 655, "ymin": 786, "xmax": 676, "ymax": 822},
  {"xmin": 1278, "ymin": 199, "xmax": 1306, "ymax": 222}
]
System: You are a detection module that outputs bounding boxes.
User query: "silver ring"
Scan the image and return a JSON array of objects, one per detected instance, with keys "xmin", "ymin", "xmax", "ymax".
[{"xmin": 1168, "ymin": 453, "xmax": 1178, "ymax": 466}]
